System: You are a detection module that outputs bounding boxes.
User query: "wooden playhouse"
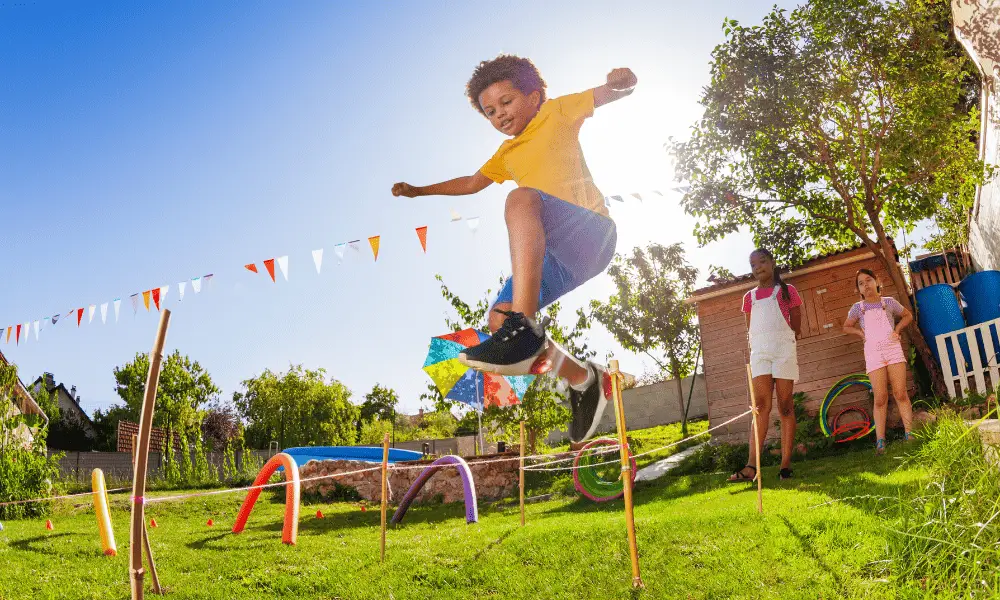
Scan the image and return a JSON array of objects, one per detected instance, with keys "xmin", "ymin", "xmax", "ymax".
[{"xmin": 687, "ymin": 245, "xmax": 912, "ymax": 444}]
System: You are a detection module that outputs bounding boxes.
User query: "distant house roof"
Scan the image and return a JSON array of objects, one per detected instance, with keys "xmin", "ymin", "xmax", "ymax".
[
  {"xmin": 31, "ymin": 377, "xmax": 95, "ymax": 427},
  {"xmin": 688, "ymin": 241, "xmax": 899, "ymax": 304},
  {"xmin": 0, "ymin": 350, "xmax": 46, "ymax": 421}
]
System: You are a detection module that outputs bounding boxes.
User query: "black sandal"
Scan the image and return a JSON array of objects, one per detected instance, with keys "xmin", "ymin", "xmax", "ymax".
[
  {"xmin": 728, "ymin": 465, "xmax": 756, "ymax": 483},
  {"xmin": 778, "ymin": 468, "xmax": 793, "ymax": 480}
]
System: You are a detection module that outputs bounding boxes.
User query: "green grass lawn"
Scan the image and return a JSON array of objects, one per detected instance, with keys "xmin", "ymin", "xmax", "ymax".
[{"xmin": 0, "ymin": 438, "xmax": 935, "ymax": 600}]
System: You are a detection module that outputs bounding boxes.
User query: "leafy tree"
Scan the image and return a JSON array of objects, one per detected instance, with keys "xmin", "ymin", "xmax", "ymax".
[
  {"xmin": 91, "ymin": 404, "xmax": 132, "ymax": 452},
  {"xmin": 591, "ymin": 243, "xmax": 700, "ymax": 434},
  {"xmin": 233, "ymin": 365, "xmax": 358, "ymax": 449},
  {"xmin": 669, "ymin": 0, "xmax": 991, "ymax": 392},
  {"xmin": 360, "ymin": 384, "xmax": 398, "ymax": 427},
  {"xmin": 112, "ymin": 350, "xmax": 220, "ymax": 430},
  {"xmin": 201, "ymin": 403, "xmax": 241, "ymax": 452}
]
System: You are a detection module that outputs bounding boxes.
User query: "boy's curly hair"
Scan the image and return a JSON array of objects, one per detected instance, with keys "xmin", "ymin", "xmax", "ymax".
[{"xmin": 466, "ymin": 54, "xmax": 547, "ymax": 116}]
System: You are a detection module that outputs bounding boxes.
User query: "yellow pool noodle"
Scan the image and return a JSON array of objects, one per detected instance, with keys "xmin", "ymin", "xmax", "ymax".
[{"xmin": 91, "ymin": 468, "xmax": 117, "ymax": 556}]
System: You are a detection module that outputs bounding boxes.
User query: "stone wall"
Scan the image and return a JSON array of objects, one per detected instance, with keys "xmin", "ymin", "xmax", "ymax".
[{"xmin": 298, "ymin": 453, "xmax": 520, "ymax": 505}]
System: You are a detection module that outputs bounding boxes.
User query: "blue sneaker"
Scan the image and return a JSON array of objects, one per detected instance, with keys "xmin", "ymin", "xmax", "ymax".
[
  {"xmin": 458, "ymin": 310, "xmax": 548, "ymax": 376},
  {"xmin": 875, "ymin": 438, "xmax": 886, "ymax": 455}
]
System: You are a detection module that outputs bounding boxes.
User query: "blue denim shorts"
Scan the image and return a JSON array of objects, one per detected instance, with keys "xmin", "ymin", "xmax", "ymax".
[{"xmin": 492, "ymin": 189, "xmax": 617, "ymax": 310}]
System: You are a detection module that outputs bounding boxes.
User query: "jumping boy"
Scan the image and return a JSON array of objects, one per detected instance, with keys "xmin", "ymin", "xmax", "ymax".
[{"xmin": 392, "ymin": 55, "xmax": 637, "ymax": 442}]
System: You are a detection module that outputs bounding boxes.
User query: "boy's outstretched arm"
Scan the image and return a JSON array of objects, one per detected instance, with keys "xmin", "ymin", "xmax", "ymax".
[
  {"xmin": 392, "ymin": 172, "xmax": 493, "ymax": 198},
  {"xmin": 593, "ymin": 67, "xmax": 638, "ymax": 108}
]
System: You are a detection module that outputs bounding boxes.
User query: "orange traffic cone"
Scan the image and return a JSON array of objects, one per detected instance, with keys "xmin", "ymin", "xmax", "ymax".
[
  {"xmin": 149, "ymin": 518, "xmax": 158, "ymax": 528},
  {"xmin": 45, "ymin": 519, "xmax": 54, "ymax": 530},
  {"xmin": 360, "ymin": 505, "xmax": 367, "ymax": 513},
  {"xmin": 206, "ymin": 519, "xmax": 214, "ymax": 527},
  {"xmin": 315, "ymin": 510, "xmax": 324, "ymax": 519}
]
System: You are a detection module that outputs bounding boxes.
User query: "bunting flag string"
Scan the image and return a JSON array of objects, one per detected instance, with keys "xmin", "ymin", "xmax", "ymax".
[
  {"xmin": 415, "ymin": 226, "xmax": 428, "ymax": 253},
  {"xmin": 368, "ymin": 236, "xmax": 380, "ymax": 262},
  {"xmin": 312, "ymin": 249, "xmax": 323, "ymax": 274}
]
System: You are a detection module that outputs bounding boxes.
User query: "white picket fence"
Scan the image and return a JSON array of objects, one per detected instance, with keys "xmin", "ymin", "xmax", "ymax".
[{"xmin": 936, "ymin": 315, "xmax": 1000, "ymax": 398}]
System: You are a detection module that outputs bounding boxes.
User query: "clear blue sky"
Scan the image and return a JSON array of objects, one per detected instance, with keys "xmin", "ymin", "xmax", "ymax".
[{"xmin": 1, "ymin": 1, "xmax": 934, "ymax": 418}]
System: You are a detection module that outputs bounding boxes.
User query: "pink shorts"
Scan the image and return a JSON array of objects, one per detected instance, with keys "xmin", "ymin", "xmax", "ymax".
[{"xmin": 864, "ymin": 339, "xmax": 906, "ymax": 373}]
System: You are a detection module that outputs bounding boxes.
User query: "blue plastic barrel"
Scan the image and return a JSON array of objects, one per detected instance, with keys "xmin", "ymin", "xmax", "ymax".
[
  {"xmin": 958, "ymin": 271, "xmax": 1000, "ymax": 369},
  {"xmin": 915, "ymin": 284, "xmax": 971, "ymax": 374}
]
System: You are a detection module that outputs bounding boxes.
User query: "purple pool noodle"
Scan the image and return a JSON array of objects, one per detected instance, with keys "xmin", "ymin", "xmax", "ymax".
[{"xmin": 391, "ymin": 455, "xmax": 478, "ymax": 525}]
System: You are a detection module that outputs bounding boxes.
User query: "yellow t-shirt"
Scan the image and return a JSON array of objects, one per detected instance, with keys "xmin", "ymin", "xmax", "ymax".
[{"xmin": 480, "ymin": 90, "xmax": 608, "ymax": 216}]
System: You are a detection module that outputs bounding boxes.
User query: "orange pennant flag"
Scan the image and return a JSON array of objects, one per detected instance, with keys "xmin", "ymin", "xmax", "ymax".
[
  {"xmin": 142, "ymin": 291, "xmax": 151, "ymax": 311},
  {"xmin": 5, "ymin": 327, "xmax": 10, "ymax": 344},
  {"xmin": 369, "ymin": 235, "xmax": 381, "ymax": 262},
  {"xmin": 245, "ymin": 263, "xmax": 258, "ymax": 274},
  {"xmin": 415, "ymin": 226, "xmax": 428, "ymax": 253},
  {"xmin": 151, "ymin": 287, "xmax": 161, "ymax": 311},
  {"xmin": 15, "ymin": 324, "xmax": 21, "ymax": 345},
  {"xmin": 76, "ymin": 308, "xmax": 84, "ymax": 326},
  {"xmin": 263, "ymin": 258, "xmax": 276, "ymax": 282}
]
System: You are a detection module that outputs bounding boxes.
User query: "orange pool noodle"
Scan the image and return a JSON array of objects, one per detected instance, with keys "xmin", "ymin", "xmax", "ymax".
[{"xmin": 232, "ymin": 452, "xmax": 300, "ymax": 545}]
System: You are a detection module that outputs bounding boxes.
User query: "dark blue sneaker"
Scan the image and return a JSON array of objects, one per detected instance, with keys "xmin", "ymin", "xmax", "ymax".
[
  {"xmin": 568, "ymin": 362, "xmax": 612, "ymax": 443},
  {"xmin": 458, "ymin": 310, "xmax": 548, "ymax": 376}
]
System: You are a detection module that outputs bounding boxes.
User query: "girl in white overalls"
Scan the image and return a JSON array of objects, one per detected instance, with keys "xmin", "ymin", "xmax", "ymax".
[
  {"xmin": 842, "ymin": 268, "xmax": 914, "ymax": 455},
  {"xmin": 729, "ymin": 249, "xmax": 803, "ymax": 483}
]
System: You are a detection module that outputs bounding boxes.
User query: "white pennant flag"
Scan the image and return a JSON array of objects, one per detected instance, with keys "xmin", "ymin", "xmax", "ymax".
[
  {"xmin": 466, "ymin": 217, "xmax": 480, "ymax": 232},
  {"xmin": 312, "ymin": 249, "xmax": 323, "ymax": 274},
  {"xmin": 191, "ymin": 277, "xmax": 203, "ymax": 294},
  {"xmin": 160, "ymin": 285, "xmax": 169, "ymax": 304},
  {"xmin": 276, "ymin": 256, "xmax": 289, "ymax": 281},
  {"xmin": 348, "ymin": 241, "xmax": 361, "ymax": 253},
  {"xmin": 24, "ymin": 322, "xmax": 30, "ymax": 341},
  {"xmin": 130, "ymin": 294, "xmax": 139, "ymax": 315},
  {"xmin": 450, "ymin": 209, "xmax": 462, "ymax": 222},
  {"xmin": 178, "ymin": 281, "xmax": 187, "ymax": 301},
  {"xmin": 113, "ymin": 298, "xmax": 121, "ymax": 322},
  {"xmin": 100, "ymin": 303, "xmax": 108, "ymax": 324},
  {"xmin": 203, "ymin": 274, "xmax": 214, "ymax": 288},
  {"xmin": 334, "ymin": 243, "xmax": 347, "ymax": 263},
  {"xmin": 33, "ymin": 320, "xmax": 39, "ymax": 341},
  {"xmin": 88, "ymin": 305, "xmax": 96, "ymax": 324}
]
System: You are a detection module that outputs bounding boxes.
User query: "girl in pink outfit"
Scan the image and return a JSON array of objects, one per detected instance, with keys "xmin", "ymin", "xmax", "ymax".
[
  {"xmin": 842, "ymin": 268, "xmax": 915, "ymax": 455},
  {"xmin": 728, "ymin": 248, "xmax": 803, "ymax": 483}
]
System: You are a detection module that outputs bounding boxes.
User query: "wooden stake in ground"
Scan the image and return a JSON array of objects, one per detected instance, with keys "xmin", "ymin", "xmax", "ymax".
[
  {"xmin": 380, "ymin": 432, "xmax": 390, "ymax": 563},
  {"xmin": 745, "ymin": 364, "xmax": 764, "ymax": 514},
  {"xmin": 519, "ymin": 421, "xmax": 526, "ymax": 527},
  {"xmin": 142, "ymin": 524, "xmax": 162, "ymax": 595},
  {"xmin": 609, "ymin": 359, "xmax": 643, "ymax": 589},
  {"xmin": 129, "ymin": 309, "xmax": 170, "ymax": 600}
]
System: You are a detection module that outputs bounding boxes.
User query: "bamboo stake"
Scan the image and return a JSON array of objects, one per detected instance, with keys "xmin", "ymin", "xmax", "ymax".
[
  {"xmin": 130, "ymin": 309, "xmax": 171, "ymax": 600},
  {"xmin": 609, "ymin": 359, "xmax": 643, "ymax": 589},
  {"xmin": 380, "ymin": 432, "xmax": 390, "ymax": 563},
  {"xmin": 519, "ymin": 421, "xmax": 526, "ymax": 527},
  {"xmin": 142, "ymin": 524, "xmax": 162, "ymax": 595},
  {"xmin": 746, "ymin": 364, "xmax": 764, "ymax": 514}
]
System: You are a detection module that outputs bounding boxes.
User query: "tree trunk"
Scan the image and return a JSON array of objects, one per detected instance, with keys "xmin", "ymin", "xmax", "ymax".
[
  {"xmin": 527, "ymin": 428, "xmax": 537, "ymax": 454},
  {"xmin": 873, "ymin": 235, "xmax": 947, "ymax": 398},
  {"xmin": 674, "ymin": 371, "xmax": 687, "ymax": 436}
]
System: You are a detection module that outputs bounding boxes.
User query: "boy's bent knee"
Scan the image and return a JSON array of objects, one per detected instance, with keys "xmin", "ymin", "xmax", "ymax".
[
  {"xmin": 777, "ymin": 402, "xmax": 795, "ymax": 418},
  {"xmin": 505, "ymin": 188, "xmax": 541, "ymax": 214}
]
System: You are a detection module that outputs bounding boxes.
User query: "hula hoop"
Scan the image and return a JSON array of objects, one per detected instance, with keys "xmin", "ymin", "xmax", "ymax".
[
  {"xmin": 819, "ymin": 373, "xmax": 872, "ymax": 437},
  {"xmin": 573, "ymin": 438, "xmax": 636, "ymax": 503},
  {"xmin": 830, "ymin": 405, "xmax": 874, "ymax": 442}
]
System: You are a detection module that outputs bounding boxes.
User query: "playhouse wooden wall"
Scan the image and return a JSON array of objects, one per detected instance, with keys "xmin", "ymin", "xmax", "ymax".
[{"xmin": 694, "ymin": 248, "xmax": 911, "ymax": 444}]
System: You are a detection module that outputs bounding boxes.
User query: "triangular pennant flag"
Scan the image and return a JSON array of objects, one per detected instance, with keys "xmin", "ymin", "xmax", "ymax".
[
  {"xmin": 113, "ymin": 298, "xmax": 121, "ymax": 322},
  {"xmin": 151, "ymin": 288, "xmax": 161, "ymax": 311},
  {"xmin": 24, "ymin": 322, "xmax": 31, "ymax": 342},
  {"xmin": 160, "ymin": 285, "xmax": 169, "ymax": 304},
  {"xmin": 191, "ymin": 277, "xmax": 202, "ymax": 294},
  {"xmin": 348, "ymin": 240, "xmax": 361, "ymax": 253},
  {"xmin": 368, "ymin": 236, "xmax": 380, "ymax": 262},
  {"xmin": 605, "ymin": 196, "xmax": 612, "ymax": 207},
  {"xmin": 88, "ymin": 305, "xmax": 96, "ymax": 324},
  {"xmin": 51, "ymin": 314, "xmax": 60, "ymax": 326},
  {"xmin": 100, "ymin": 303, "xmax": 108, "ymax": 324},
  {"xmin": 33, "ymin": 320, "xmax": 40, "ymax": 341},
  {"xmin": 263, "ymin": 258, "xmax": 276, "ymax": 282},
  {"xmin": 450, "ymin": 209, "xmax": 462, "ymax": 222},
  {"xmin": 415, "ymin": 226, "xmax": 428, "ymax": 253},
  {"xmin": 276, "ymin": 256, "xmax": 288, "ymax": 281},
  {"xmin": 5, "ymin": 326, "xmax": 10, "ymax": 344},
  {"xmin": 76, "ymin": 308, "xmax": 84, "ymax": 327},
  {"xmin": 142, "ymin": 291, "xmax": 151, "ymax": 312},
  {"xmin": 245, "ymin": 263, "xmax": 259, "ymax": 274},
  {"xmin": 653, "ymin": 190, "xmax": 664, "ymax": 196},
  {"xmin": 130, "ymin": 294, "xmax": 139, "ymax": 316},
  {"xmin": 312, "ymin": 249, "xmax": 323, "ymax": 274},
  {"xmin": 178, "ymin": 281, "xmax": 186, "ymax": 301},
  {"xmin": 334, "ymin": 243, "xmax": 346, "ymax": 263},
  {"xmin": 15, "ymin": 324, "xmax": 21, "ymax": 345},
  {"xmin": 203, "ymin": 274, "xmax": 214, "ymax": 288},
  {"xmin": 611, "ymin": 195, "xmax": 624, "ymax": 202},
  {"xmin": 466, "ymin": 217, "xmax": 480, "ymax": 232},
  {"xmin": 631, "ymin": 193, "xmax": 643, "ymax": 202}
]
